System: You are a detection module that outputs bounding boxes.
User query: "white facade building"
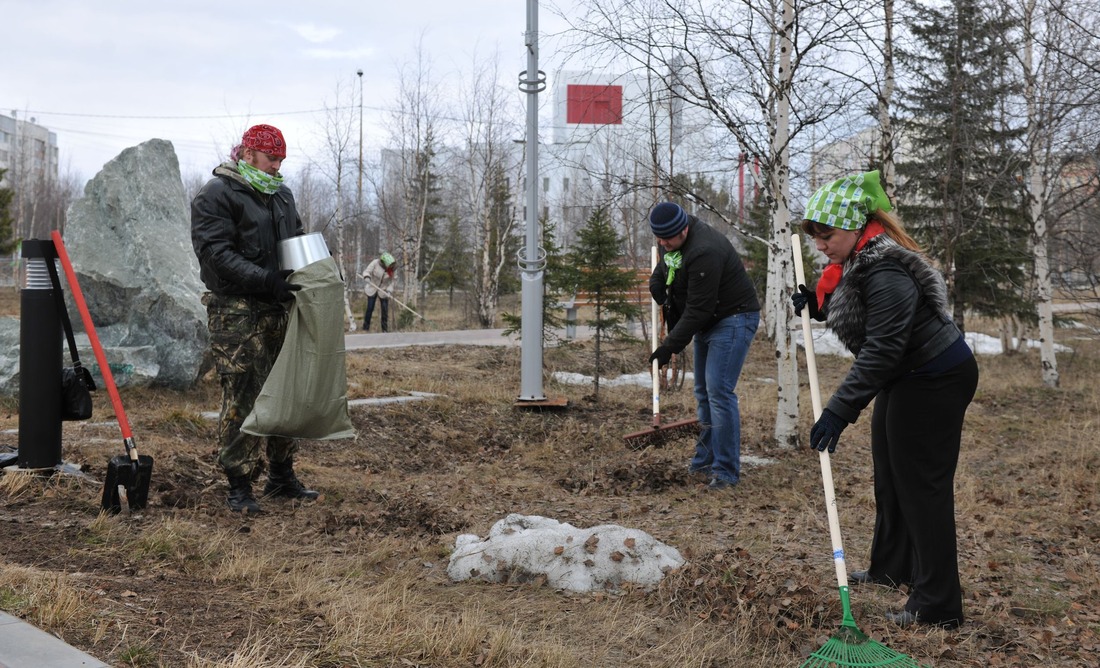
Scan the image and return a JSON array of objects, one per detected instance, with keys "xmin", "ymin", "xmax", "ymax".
[{"xmin": 0, "ymin": 112, "xmax": 59, "ymax": 181}]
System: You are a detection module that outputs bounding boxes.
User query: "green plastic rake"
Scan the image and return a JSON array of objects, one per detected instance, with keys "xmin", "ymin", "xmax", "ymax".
[{"xmin": 792, "ymin": 235, "xmax": 926, "ymax": 668}]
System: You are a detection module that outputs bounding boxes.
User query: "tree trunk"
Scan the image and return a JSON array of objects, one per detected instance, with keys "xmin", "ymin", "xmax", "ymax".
[
  {"xmin": 1023, "ymin": 0, "xmax": 1058, "ymax": 387},
  {"xmin": 770, "ymin": 0, "xmax": 800, "ymax": 450}
]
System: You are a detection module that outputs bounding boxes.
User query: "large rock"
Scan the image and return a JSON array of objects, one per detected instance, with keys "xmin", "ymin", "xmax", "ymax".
[{"xmin": 63, "ymin": 139, "xmax": 207, "ymax": 389}]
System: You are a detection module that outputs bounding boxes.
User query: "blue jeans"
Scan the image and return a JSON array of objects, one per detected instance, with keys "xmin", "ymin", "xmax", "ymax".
[{"xmin": 689, "ymin": 311, "xmax": 760, "ymax": 484}]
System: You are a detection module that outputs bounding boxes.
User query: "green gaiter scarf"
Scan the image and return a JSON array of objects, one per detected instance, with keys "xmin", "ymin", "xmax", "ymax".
[
  {"xmin": 237, "ymin": 160, "xmax": 284, "ymax": 195},
  {"xmin": 664, "ymin": 251, "xmax": 682, "ymax": 286}
]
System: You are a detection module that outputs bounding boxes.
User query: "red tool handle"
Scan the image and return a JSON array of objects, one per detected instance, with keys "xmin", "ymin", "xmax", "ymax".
[{"xmin": 50, "ymin": 231, "xmax": 136, "ymax": 452}]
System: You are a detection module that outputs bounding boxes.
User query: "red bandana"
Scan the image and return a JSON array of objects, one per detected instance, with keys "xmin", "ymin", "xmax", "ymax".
[
  {"xmin": 815, "ymin": 220, "xmax": 886, "ymax": 306},
  {"xmin": 241, "ymin": 124, "xmax": 287, "ymax": 158}
]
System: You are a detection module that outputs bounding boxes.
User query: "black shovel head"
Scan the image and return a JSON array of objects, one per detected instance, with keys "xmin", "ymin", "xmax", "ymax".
[{"xmin": 101, "ymin": 454, "xmax": 154, "ymax": 514}]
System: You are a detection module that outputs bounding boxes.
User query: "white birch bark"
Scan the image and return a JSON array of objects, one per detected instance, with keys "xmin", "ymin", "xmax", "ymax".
[{"xmin": 770, "ymin": 0, "xmax": 800, "ymax": 449}]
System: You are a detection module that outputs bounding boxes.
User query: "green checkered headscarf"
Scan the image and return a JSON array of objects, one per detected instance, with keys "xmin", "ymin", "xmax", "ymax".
[{"xmin": 804, "ymin": 170, "xmax": 892, "ymax": 231}]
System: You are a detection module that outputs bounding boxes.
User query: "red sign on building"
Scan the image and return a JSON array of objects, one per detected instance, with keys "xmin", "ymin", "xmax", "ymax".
[{"xmin": 567, "ymin": 84, "xmax": 623, "ymax": 125}]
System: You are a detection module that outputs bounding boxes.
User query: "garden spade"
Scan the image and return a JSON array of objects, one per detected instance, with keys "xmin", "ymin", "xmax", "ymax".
[{"xmin": 51, "ymin": 232, "xmax": 153, "ymax": 514}]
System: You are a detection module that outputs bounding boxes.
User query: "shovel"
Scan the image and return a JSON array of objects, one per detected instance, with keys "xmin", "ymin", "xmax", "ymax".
[{"xmin": 51, "ymin": 231, "xmax": 153, "ymax": 514}]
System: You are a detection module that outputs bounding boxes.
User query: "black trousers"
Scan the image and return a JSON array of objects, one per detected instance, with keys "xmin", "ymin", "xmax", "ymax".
[
  {"xmin": 867, "ymin": 354, "xmax": 978, "ymax": 625},
  {"xmin": 363, "ymin": 295, "xmax": 389, "ymax": 332}
]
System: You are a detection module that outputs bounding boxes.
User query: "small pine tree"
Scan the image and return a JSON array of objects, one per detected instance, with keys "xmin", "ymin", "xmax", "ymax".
[
  {"xmin": 427, "ymin": 214, "xmax": 470, "ymax": 308},
  {"xmin": 568, "ymin": 207, "xmax": 642, "ymax": 400},
  {"xmin": 0, "ymin": 169, "xmax": 16, "ymax": 255},
  {"xmin": 501, "ymin": 218, "xmax": 577, "ymax": 345}
]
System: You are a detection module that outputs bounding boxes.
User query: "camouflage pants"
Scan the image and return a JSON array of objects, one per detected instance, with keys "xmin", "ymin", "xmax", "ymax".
[{"xmin": 203, "ymin": 293, "xmax": 297, "ymax": 478}]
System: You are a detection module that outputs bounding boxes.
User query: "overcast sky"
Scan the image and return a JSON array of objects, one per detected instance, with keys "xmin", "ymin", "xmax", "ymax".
[{"xmin": 2, "ymin": 0, "xmax": 578, "ymax": 182}]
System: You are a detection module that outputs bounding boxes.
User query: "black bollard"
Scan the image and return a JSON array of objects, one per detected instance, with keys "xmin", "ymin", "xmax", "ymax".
[{"xmin": 18, "ymin": 239, "xmax": 63, "ymax": 470}]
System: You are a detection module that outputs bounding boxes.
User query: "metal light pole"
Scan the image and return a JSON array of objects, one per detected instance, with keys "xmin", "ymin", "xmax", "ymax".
[
  {"xmin": 356, "ymin": 69, "xmax": 364, "ymax": 218},
  {"xmin": 514, "ymin": 0, "xmax": 562, "ymax": 407}
]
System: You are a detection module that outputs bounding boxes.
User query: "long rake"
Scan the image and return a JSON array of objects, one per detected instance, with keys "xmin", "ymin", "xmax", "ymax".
[{"xmin": 791, "ymin": 234, "xmax": 926, "ymax": 668}]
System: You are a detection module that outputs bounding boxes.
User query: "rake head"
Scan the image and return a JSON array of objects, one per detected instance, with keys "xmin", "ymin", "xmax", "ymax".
[
  {"xmin": 800, "ymin": 619, "xmax": 927, "ymax": 668},
  {"xmin": 623, "ymin": 418, "xmax": 699, "ymax": 450}
]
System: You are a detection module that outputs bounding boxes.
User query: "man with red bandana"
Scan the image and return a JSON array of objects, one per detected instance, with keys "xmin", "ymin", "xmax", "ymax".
[{"xmin": 191, "ymin": 124, "xmax": 320, "ymax": 513}]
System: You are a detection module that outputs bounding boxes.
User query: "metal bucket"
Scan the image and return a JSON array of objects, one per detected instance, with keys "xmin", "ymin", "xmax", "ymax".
[{"xmin": 278, "ymin": 233, "xmax": 330, "ymax": 271}]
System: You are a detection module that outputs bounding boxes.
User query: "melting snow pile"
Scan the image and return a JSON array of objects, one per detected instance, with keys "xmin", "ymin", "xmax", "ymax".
[{"xmin": 447, "ymin": 513, "xmax": 686, "ymax": 593}]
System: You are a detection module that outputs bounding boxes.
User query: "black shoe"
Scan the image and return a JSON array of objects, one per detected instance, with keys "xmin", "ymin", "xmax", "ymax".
[
  {"xmin": 263, "ymin": 459, "xmax": 320, "ymax": 500},
  {"xmin": 885, "ymin": 610, "xmax": 919, "ymax": 628},
  {"xmin": 706, "ymin": 477, "xmax": 737, "ymax": 491},
  {"xmin": 850, "ymin": 570, "xmax": 905, "ymax": 588},
  {"xmin": 886, "ymin": 609, "xmax": 962, "ymax": 630},
  {"xmin": 227, "ymin": 475, "xmax": 263, "ymax": 514}
]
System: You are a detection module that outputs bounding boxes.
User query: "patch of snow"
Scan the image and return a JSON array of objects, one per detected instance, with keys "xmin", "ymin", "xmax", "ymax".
[{"xmin": 447, "ymin": 514, "xmax": 685, "ymax": 593}]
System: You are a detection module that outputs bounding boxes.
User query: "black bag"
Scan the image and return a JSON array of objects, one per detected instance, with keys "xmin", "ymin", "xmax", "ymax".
[
  {"xmin": 61, "ymin": 364, "xmax": 95, "ymax": 421},
  {"xmin": 46, "ymin": 249, "xmax": 96, "ymax": 421}
]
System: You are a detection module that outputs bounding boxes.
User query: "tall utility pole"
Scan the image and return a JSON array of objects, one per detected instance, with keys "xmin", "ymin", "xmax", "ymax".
[{"xmin": 356, "ymin": 69, "xmax": 364, "ymax": 218}]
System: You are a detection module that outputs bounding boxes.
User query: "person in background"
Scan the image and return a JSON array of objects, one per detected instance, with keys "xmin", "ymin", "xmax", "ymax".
[
  {"xmin": 792, "ymin": 170, "xmax": 978, "ymax": 629},
  {"xmin": 648, "ymin": 202, "xmax": 761, "ymax": 492},
  {"xmin": 191, "ymin": 123, "xmax": 320, "ymax": 514},
  {"xmin": 361, "ymin": 252, "xmax": 396, "ymax": 332}
]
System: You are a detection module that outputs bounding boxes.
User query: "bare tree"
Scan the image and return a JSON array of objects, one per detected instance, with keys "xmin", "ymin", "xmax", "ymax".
[
  {"xmin": 562, "ymin": 0, "xmax": 874, "ymax": 448},
  {"xmin": 456, "ymin": 48, "xmax": 524, "ymax": 327},
  {"xmin": 1013, "ymin": 0, "xmax": 1100, "ymax": 388},
  {"xmin": 310, "ymin": 76, "xmax": 360, "ymax": 330},
  {"xmin": 376, "ymin": 38, "xmax": 446, "ymax": 310}
]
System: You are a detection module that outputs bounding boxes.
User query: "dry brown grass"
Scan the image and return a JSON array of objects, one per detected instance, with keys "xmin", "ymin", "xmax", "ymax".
[{"xmin": 1, "ymin": 289, "xmax": 1098, "ymax": 667}]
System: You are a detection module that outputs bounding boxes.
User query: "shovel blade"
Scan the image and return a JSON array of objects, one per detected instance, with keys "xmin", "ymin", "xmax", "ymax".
[{"xmin": 101, "ymin": 455, "xmax": 154, "ymax": 514}]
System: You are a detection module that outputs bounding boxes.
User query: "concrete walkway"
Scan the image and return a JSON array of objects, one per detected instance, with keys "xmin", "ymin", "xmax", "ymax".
[
  {"xmin": 344, "ymin": 325, "xmax": 598, "ymax": 350},
  {"xmin": 0, "ymin": 611, "xmax": 108, "ymax": 668}
]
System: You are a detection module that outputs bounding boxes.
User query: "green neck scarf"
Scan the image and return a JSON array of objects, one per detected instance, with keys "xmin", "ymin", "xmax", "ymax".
[
  {"xmin": 237, "ymin": 160, "xmax": 284, "ymax": 195},
  {"xmin": 664, "ymin": 251, "xmax": 682, "ymax": 285}
]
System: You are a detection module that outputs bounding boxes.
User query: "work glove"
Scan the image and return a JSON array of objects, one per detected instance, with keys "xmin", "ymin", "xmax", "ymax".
[
  {"xmin": 791, "ymin": 284, "xmax": 825, "ymax": 322},
  {"xmin": 649, "ymin": 345, "xmax": 674, "ymax": 369},
  {"xmin": 265, "ymin": 269, "xmax": 302, "ymax": 301},
  {"xmin": 809, "ymin": 408, "xmax": 848, "ymax": 453}
]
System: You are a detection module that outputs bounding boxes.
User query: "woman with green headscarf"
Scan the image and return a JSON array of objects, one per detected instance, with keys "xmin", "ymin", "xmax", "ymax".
[{"xmin": 792, "ymin": 171, "xmax": 979, "ymax": 630}]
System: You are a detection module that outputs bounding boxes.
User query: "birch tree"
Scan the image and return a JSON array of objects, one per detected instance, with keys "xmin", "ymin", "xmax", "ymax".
[
  {"xmin": 456, "ymin": 49, "xmax": 523, "ymax": 327},
  {"xmin": 1012, "ymin": 0, "xmax": 1100, "ymax": 387},
  {"xmin": 563, "ymin": 0, "xmax": 874, "ymax": 448},
  {"xmin": 312, "ymin": 76, "xmax": 360, "ymax": 330},
  {"xmin": 376, "ymin": 40, "xmax": 445, "ymax": 309}
]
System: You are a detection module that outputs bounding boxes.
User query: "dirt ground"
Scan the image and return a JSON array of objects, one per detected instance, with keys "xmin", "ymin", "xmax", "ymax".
[{"xmin": 1, "ymin": 287, "xmax": 1098, "ymax": 667}]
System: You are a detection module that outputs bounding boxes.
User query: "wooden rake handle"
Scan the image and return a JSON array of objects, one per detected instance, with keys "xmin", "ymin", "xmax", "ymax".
[
  {"xmin": 791, "ymin": 234, "xmax": 849, "ymax": 590},
  {"xmin": 650, "ymin": 245, "xmax": 662, "ymax": 428}
]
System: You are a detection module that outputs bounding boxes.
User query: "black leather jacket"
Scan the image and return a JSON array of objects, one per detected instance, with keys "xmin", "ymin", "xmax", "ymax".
[
  {"xmin": 648, "ymin": 218, "xmax": 760, "ymax": 352},
  {"xmin": 823, "ymin": 235, "xmax": 960, "ymax": 422},
  {"xmin": 191, "ymin": 163, "xmax": 304, "ymax": 298}
]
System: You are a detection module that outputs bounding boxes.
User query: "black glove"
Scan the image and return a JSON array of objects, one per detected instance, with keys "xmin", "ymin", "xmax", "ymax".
[
  {"xmin": 810, "ymin": 408, "xmax": 848, "ymax": 453},
  {"xmin": 265, "ymin": 269, "xmax": 302, "ymax": 301},
  {"xmin": 649, "ymin": 345, "xmax": 674, "ymax": 368},
  {"xmin": 791, "ymin": 284, "xmax": 825, "ymax": 322}
]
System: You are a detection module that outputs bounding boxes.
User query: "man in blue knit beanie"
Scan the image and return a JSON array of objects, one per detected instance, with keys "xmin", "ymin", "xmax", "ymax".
[{"xmin": 647, "ymin": 202, "xmax": 761, "ymax": 491}]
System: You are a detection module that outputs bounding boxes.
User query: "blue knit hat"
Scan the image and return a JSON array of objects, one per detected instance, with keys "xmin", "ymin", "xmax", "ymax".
[{"xmin": 649, "ymin": 202, "xmax": 689, "ymax": 238}]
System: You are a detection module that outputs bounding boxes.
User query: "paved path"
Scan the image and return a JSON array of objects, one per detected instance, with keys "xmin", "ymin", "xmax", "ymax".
[
  {"xmin": 345, "ymin": 325, "xmax": 599, "ymax": 350},
  {"xmin": 0, "ymin": 611, "xmax": 108, "ymax": 668}
]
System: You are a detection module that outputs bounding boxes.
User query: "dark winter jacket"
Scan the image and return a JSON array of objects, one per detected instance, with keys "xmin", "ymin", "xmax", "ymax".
[
  {"xmin": 648, "ymin": 218, "xmax": 760, "ymax": 352},
  {"xmin": 823, "ymin": 234, "xmax": 961, "ymax": 422},
  {"xmin": 191, "ymin": 162, "xmax": 304, "ymax": 299}
]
